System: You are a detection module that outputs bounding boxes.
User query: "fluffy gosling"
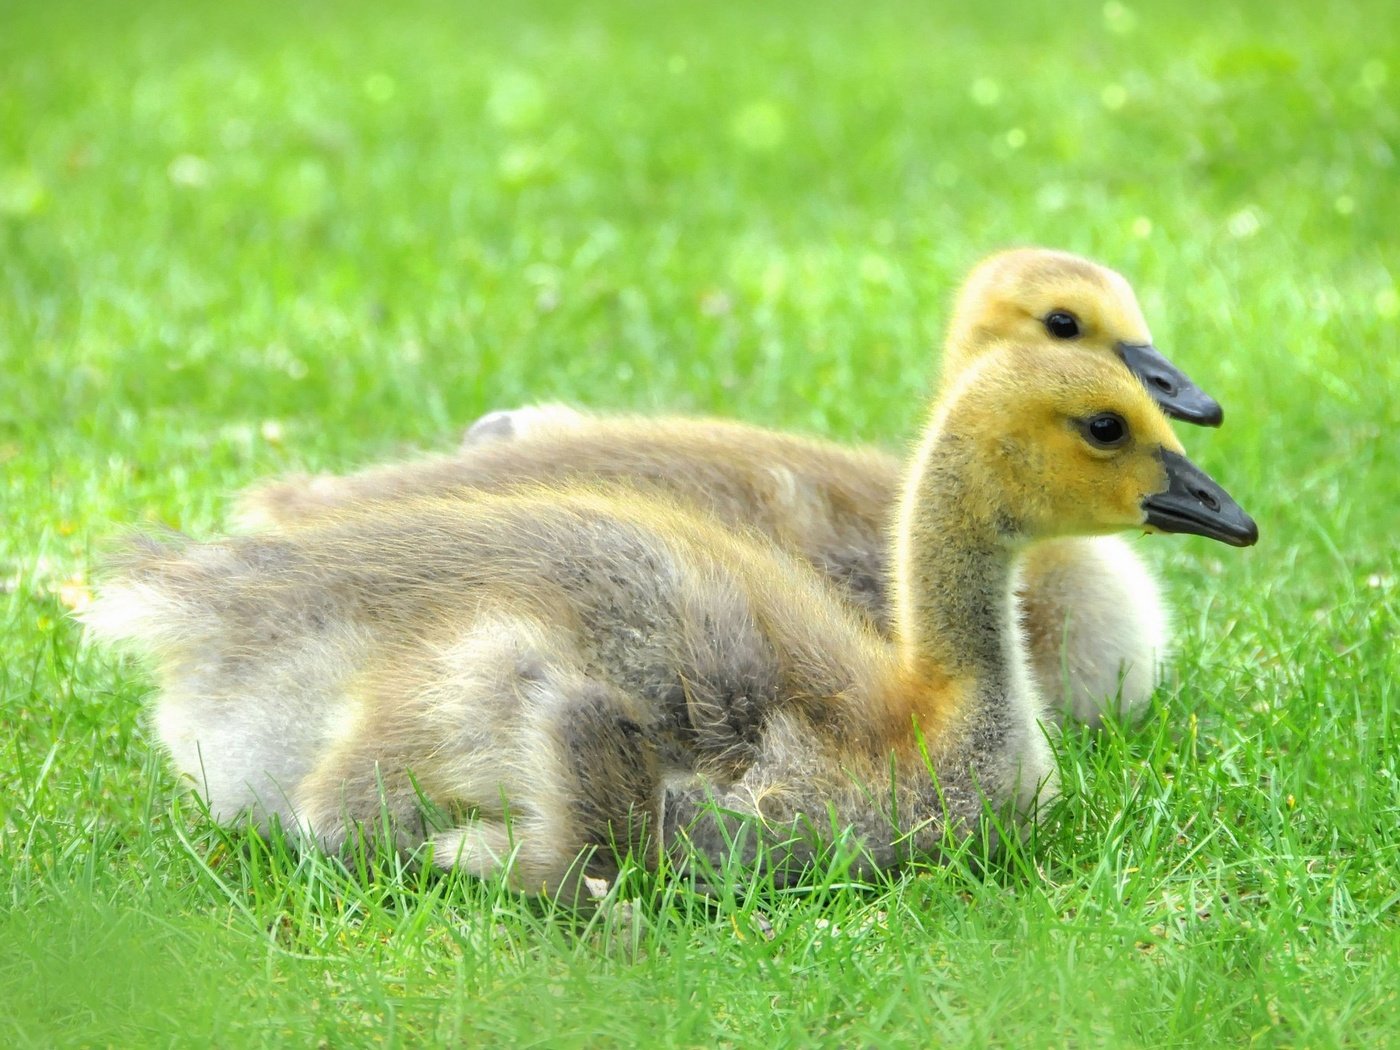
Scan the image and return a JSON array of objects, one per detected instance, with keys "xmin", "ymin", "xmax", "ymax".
[
  {"xmin": 237, "ymin": 249, "xmax": 1223, "ymax": 729},
  {"xmin": 89, "ymin": 344, "xmax": 1256, "ymax": 894}
]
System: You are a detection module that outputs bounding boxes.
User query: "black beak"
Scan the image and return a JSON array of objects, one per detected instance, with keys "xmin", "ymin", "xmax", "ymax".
[
  {"xmin": 1117, "ymin": 343, "xmax": 1224, "ymax": 427},
  {"xmin": 1142, "ymin": 449, "xmax": 1258, "ymax": 547}
]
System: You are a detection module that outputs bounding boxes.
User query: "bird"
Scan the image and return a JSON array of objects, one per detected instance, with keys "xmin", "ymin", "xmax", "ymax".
[
  {"xmin": 235, "ymin": 248, "xmax": 1223, "ymax": 729},
  {"xmin": 87, "ymin": 343, "xmax": 1257, "ymax": 896}
]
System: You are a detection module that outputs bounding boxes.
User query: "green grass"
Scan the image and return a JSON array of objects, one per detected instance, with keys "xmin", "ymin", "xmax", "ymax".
[{"xmin": 4, "ymin": 0, "xmax": 1398, "ymax": 1044}]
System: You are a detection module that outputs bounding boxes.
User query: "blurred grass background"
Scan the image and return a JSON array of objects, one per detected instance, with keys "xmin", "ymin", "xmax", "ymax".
[{"xmin": 3, "ymin": 0, "xmax": 1397, "ymax": 1045}]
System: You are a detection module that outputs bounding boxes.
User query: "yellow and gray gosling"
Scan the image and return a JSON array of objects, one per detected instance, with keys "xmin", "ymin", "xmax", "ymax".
[
  {"xmin": 89, "ymin": 345, "xmax": 1256, "ymax": 895},
  {"xmin": 238, "ymin": 248, "xmax": 1222, "ymax": 729}
]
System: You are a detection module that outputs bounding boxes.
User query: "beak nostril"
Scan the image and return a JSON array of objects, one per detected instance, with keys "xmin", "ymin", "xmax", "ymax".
[
  {"xmin": 1193, "ymin": 487, "xmax": 1221, "ymax": 511},
  {"xmin": 1152, "ymin": 376, "xmax": 1175, "ymax": 394}
]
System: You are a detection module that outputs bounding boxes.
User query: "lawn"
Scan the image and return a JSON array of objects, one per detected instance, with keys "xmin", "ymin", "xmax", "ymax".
[{"xmin": 3, "ymin": 0, "xmax": 1398, "ymax": 1045}]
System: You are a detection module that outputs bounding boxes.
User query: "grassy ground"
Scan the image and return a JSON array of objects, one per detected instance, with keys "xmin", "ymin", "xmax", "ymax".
[{"xmin": 4, "ymin": 0, "xmax": 1398, "ymax": 1044}]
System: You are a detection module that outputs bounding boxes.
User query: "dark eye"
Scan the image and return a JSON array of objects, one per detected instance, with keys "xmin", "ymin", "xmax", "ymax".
[
  {"xmin": 1083, "ymin": 412, "xmax": 1129, "ymax": 449},
  {"xmin": 1045, "ymin": 311, "xmax": 1081, "ymax": 339}
]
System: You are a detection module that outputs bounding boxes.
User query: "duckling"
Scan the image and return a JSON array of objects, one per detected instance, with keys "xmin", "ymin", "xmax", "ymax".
[
  {"xmin": 237, "ymin": 251, "xmax": 1221, "ymax": 728},
  {"xmin": 88, "ymin": 346, "xmax": 1257, "ymax": 894}
]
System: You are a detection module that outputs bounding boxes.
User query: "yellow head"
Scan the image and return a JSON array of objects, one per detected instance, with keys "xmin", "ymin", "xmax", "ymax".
[
  {"xmin": 927, "ymin": 343, "xmax": 1255, "ymax": 547},
  {"xmin": 941, "ymin": 248, "xmax": 1223, "ymax": 427}
]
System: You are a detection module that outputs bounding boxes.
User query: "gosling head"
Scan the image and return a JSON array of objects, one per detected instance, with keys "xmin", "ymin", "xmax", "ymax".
[
  {"xmin": 943, "ymin": 248, "xmax": 1224, "ymax": 427},
  {"xmin": 936, "ymin": 344, "xmax": 1257, "ymax": 548}
]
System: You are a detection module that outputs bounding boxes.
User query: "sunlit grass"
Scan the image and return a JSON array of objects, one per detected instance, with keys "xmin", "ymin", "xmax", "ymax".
[{"xmin": 3, "ymin": 0, "xmax": 1398, "ymax": 1044}]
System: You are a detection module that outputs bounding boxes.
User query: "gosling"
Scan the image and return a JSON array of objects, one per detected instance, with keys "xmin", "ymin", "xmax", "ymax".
[
  {"xmin": 237, "ymin": 249, "xmax": 1223, "ymax": 729},
  {"xmin": 88, "ymin": 345, "xmax": 1256, "ymax": 894}
]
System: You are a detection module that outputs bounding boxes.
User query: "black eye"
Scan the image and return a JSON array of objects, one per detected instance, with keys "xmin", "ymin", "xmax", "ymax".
[
  {"xmin": 1083, "ymin": 412, "xmax": 1129, "ymax": 449},
  {"xmin": 1045, "ymin": 311, "xmax": 1081, "ymax": 339}
]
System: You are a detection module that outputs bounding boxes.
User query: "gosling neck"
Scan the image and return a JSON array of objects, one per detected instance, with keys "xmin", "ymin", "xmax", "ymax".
[{"xmin": 891, "ymin": 425, "xmax": 1023, "ymax": 694}]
